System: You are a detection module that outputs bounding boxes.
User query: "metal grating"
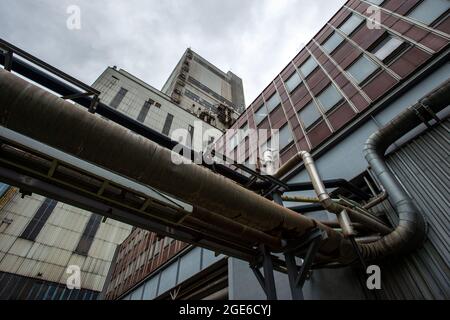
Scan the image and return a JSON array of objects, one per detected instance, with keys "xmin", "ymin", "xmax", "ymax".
[{"xmin": 373, "ymin": 118, "xmax": 450, "ymax": 300}]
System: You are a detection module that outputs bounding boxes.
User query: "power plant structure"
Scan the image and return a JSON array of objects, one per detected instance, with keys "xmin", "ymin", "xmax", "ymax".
[{"xmin": 0, "ymin": 0, "xmax": 449, "ymax": 300}]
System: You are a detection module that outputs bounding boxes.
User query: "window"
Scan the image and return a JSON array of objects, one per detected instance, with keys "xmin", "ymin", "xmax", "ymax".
[
  {"xmin": 285, "ymin": 72, "xmax": 302, "ymax": 93},
  {"xmin": 346, "ymin": 55, "xmax": 379, "ymax": 84},
  {"xmin": 366, "ymin": 0, "xmax": 384, "ymax": 5},
  {"xmin": 298, "ymin": 101, "xmax": 322, "ymax": 129},
  {"xmin": 266, "ymin": 93, "xmax": 281, "ymax": 113},
  {"xmin": 0, "ymin": 183, "xmax": 9, "ymax": 197},
  {"xmin": 371, "ymin": 35, "xmax": 405, "ymax": 62},
  {"xmin": 322, "ymin": 32, "xmax": 345, "ymax": 54},
  {"xmin": 74, "ymin": 214, "xmax": 102, "ymax": 256},
  {"xmin": 339, "ymin": 14, "xmax": 365, "ymax": 36},
  {"xmin": 20, "ymin": 198, "xmax": 58, "ymax": 241},
  {"xmin": 110, "ymin": 87, "xmax": 128, "ymax": 109},
  {"xmin": 137, "ymin": 100, "xmax": 152, "ymax": 123},
  {"xmin": 228, "ymin": 133, "xmax": 239, "ymax": 151},
  {"xmin": 407, "ymin": 0, "xmax": 450, "ymax": 26},
  {"xmin": 278, "ymin": 124, "xmax": 294, "ymax": 151},
  {"xmin": 162, "ymin": 113, "xmax": 174, "ymax": 136},
  {"xmin": 254, "ymin": 104, "xmax": 267, "ymax": 125},
  {"xmin": 240, "ymin": 123, "xmax": 249, "ymax": 142},
  {"xmin": 317, "ymin": 84, "xmax": 343, "ymax": 112},
  {"xmin": 299, "ymin": 57, "xmax": 318, "ymax": 78}
]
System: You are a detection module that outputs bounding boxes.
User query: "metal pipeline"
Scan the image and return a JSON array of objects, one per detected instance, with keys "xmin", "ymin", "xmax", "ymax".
[
  {"xmin": 360, "ymin": 79, "xmax": 450, "ymax": 259},
  {"xmin": 294, "ymin": 151, "xmax": 392, "ymax": 235},
  {"xmin": 188, "ymin": 206, "xmax": 282, "ymax": 249},
  {"xmin": 0, "ymin": 69, "xmax": 355, "ymax": 262},
  {"xmin": 282, "ymin": 80, "xmax": 450, "ymax": 260}
]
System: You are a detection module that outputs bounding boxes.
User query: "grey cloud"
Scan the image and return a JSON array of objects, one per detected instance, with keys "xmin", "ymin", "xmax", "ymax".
[{"xmin": 0, "ymin": 0, "xmax": 346, "ymax": 105}]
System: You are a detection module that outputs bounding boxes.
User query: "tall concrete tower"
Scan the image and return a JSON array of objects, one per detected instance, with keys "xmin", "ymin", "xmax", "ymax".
[{"xmin": 162, "ymin": 49, "xmax": 245, "ymax": 131}]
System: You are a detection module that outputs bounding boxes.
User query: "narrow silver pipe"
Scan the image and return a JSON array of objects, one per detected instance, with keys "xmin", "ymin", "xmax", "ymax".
[
  {"xmin": 297, "ymin": 151, "xmax": 392, "ymax": 235},
  {"xmin": 300, "ymin": 151, "xmax": 333, "ymax": 206},
  {"xmin": 363, "ymin": 191, "xmax": 388, "ymax": 210}
]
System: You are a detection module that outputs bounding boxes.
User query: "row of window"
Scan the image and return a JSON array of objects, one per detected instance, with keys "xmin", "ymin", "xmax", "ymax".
[
  {"xmin": 19, "ymin": 198, "xmax": 102, "ymax": 256},
  {"xmin": 112, "ymin": 236, "xmax": 177, "ymax": 290},
  {"xmin": 243, "ymin": 0, "xmax": 449, "ymax": 160},
  {"xmin": 187, "ymin": 76, "xmax": 235, "ymax": 110},
  {"xmin": 109, "ymin": 85, "xmax": 177, "ymax": 137},
  {"xmin": 368, "ymin": 0, "xmax": 450, "ymax": 26}
]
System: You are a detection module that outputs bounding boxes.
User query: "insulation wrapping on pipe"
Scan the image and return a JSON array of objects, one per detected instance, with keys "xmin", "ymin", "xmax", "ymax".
[
  {"xmin": 0, "ymin": 69, "xmax": 354, "ymax": 262},
  {"xmin": 360, "ymin": 79, "xmax": 450, "ymax": 260}
]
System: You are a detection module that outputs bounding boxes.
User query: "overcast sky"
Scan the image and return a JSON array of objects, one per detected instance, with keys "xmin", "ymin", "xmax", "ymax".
[{"xmin": 1, "ymin": 0, "xmax": 346, "ymax": 105}]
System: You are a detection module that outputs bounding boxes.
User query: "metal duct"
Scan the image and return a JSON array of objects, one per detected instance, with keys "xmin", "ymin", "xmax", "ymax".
[
  {"xmin": 360, "ymin": 79, "xmax": 450, "ymax": 260},
  {"xmin": 0, "ymin": 69, "xmax": 353, "ymax": 262}
]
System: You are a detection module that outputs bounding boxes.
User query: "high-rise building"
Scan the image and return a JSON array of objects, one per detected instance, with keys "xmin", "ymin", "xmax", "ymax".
[
  {"xmin": 162, "ymin": 49, "xmax": 246, "ymax": 131},
  {"xmin": 113, "ymin": 0, "xmax": 450, "ymax": 300}
]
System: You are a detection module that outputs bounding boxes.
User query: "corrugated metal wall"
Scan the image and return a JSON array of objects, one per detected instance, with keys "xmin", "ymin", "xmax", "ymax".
[{"xmin": 373, "ymin": 118, "xmax": 450, "ymax": 300}]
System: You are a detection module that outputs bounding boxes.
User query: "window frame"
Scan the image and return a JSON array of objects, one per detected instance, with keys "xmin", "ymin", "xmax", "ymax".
[
  {"xmin": 316, "ymin": 84, "xmax": 344, "ymax": 114},
  {"xmin": 266, "ymin": 92, "xmax": 281, "ymax": 114},
  {"xmin": 406, "ymin": 0, "xmax": 450, "ymax": 26},
  {"xmin": 285, "ymin": 71, "xmax": 303, "ymax": 93},
  {"xmin": 369, "ymin": 33, "xmax": 409, "ymax": 64},
  {"xmin": 345, "ymin": 54, "xmax": 380, "ymax": 85},
  {"xmin": 254, "ymin": 104, "xmax": 268, "ymax": 126},
  {"xmin": 338, "ymin": 13, "xmax": 365, "ymax": 36},
  {"xmin": 299, "ymin": 57, "xmax": 319, "ymax": 79},
  {"xmin": 278, "ymin": 123, "xmax": 294, "ymax": 152},
  {"xmin": 321, "ymin": 31, "xmax": 346, "ymax": 55}
]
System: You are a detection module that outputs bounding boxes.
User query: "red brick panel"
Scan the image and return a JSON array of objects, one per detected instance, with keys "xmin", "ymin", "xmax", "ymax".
[{"xmin": 363, "ymin": 71, "xmax": 398, "ymax": 101}]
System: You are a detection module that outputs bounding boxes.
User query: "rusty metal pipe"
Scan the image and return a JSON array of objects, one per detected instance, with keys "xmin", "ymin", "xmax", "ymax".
[
  {"xmin": 0, "ymin": 69, "xmax": 354, "ymax": 262},
  {"xmin": 360, "ymin": 79, "xmax": 450, "ymax": 260},
  {"xmin": 187, "ymin": 206, "xmax": 282, "ymax": 249}
]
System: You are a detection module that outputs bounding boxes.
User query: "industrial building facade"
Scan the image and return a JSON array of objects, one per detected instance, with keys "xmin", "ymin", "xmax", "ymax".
[
  {"xmin": 162, "ymin": 49, "xmax": 246, "ymax": 131},
  {"xmin": 0, "ymin": 51, "xmax": 228, "ymax": 299},
  {"xmin": 112, "ymin": 0, "xmax": 450, "ymax": 300}
]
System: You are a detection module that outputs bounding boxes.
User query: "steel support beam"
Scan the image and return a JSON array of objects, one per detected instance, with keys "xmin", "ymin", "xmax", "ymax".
[{"xmin": 251, "ymin": 245, "xmax": 278, "ymax": 300}]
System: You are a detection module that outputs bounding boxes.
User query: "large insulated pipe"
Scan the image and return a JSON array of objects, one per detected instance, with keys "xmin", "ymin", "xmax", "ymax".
[
  {"xmin": 0, "ymin": 69, "xmax": 354, "ymax": 261},
  {"xmin": 360, "ymin": 79, "xmax": 450, "ymax": 259}
]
